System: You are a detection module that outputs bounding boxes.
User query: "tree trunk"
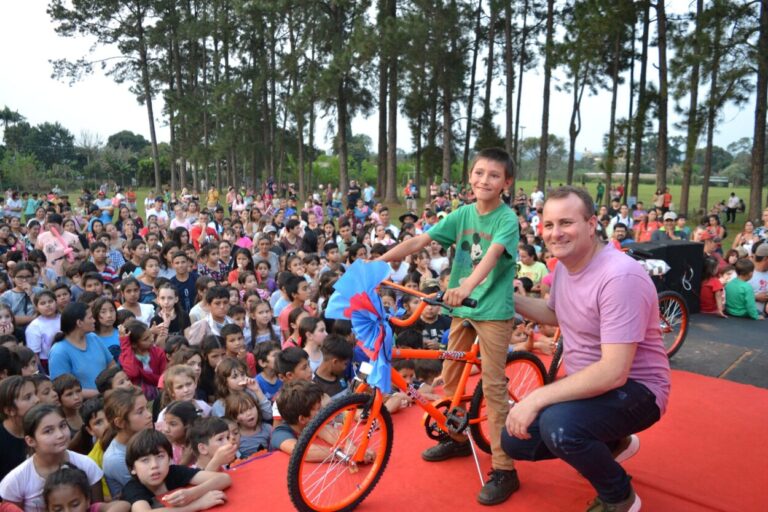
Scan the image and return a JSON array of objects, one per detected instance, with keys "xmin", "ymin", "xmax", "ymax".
[
  {"xmin": 337, "ymin": 80, "xmax": 350, "ymax": 196},
  {"xmin": 386, "ymin": 9, "xmax": 399, "ymax": 204},
  {"xmin": 605, "ymin": 30, "xmax": 621, "ymax": 205},
  {"xmin": 137, "ymin": 32, "xmax": 161, "ymax": 194},
  {"xmin": 442, "ymin": 86, "xmax": 453, "ymax": 182},
  {"xmin": 538, "ymin": 0, "xmax": 554, "ymax": 190},
  {"xmin": 749, "ymin": 0, "xmax": 768, "ymax": 219},
  {"xmin": 631, "ymin": 1, "xmax": 650, "ymax": 199},
  {"xmin": 463, "ymin": 1, "xmax": 482, "ymax": 183},
  {"xmin": 504, "ymin": 0, "xmax": 514, "ymax": 155},
  {"xmin": 655, "ymin": 0, "xmax": 669, "ymax": 190},
  {"xmin": 297, "ymin": 112, "xmax": 305, "ymax": 200},
  {"xmin": 514, "ymin": 0, "xmax": 529, "ymax": 165},
  {"xmin": 415, "ymin": 114, "xmax": 423, "ymax": 195},
  {"xmin": 623, "ymin": 20, "xmax": 635, "ymax": 204},
  {"xmin": 427, "ymin": 76, "xmax": 438, "ymax": 183},
  {"xmin": 484, "ymin": 1, "xmax": 496, "ymax": 109},
  {"xmin": 700, "ymin": 18, "xmax": 722, "ymax": 212},
  {"xmin": 377, "ymin": 0, "xmax": 388, "ymax": 198},
  {"xmin": 680, "ymin": 0, "xmax": 704, "ymax": 216},
  {"xmin": 566, "ymin": 65, "xmax": 586, "ymax": 185}
]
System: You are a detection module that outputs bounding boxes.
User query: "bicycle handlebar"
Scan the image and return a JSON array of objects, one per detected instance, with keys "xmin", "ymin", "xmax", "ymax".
[{"xmin": 379, "ymin": 280, "xmax": 476, "ymax": 328}]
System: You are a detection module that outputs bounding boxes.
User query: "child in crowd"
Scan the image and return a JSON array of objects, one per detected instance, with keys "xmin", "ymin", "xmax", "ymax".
[
  {"xmin": 187, "ymin": 417, "xmax": 238, "ymax": 471},
  {"xmin": 277, "ymin": 274, "xmax": 310, "ymax": 340},
  {"xmin": 43, "ymin": 466, "xmax": 130, "ymax": 512},
  {"xmin": 298, "ymin": 316, "xmax": 327, "ymax": 372},
  {"xmin": 700, "ymin": 257, "xmax": 727, "ymax": 317},
  {"xmin": 25, "ymin": 290, "xmax": 60, "ymax": 373},
  {"xmin": 249, "ymin": 300, "xmax": 280, "ymax": 346},
  {"xmin": 210, "ymin": 357, "xmax": 271, "ymax": 421},
  {"xmin": 0, "ymin": 376, "xmax": 40, "ymax": 479},
  {"xmin": 0, "ymin": 404, "xmax": 104, "ymax": 511},
  {"xmin": 270, "ymin": 380, "xmax": 329, "ymax": 460},
  {"xmin": 52, "ymin": 373, "xmax": 84, "ymax": 440},
  {"xmin": 79, "ymin": 397, "xmax": 111, "ymax": 498},
  {"xmin": 313, "ymin": 335, "xmax": 352, "ymax": 399},
  {"xmin": 94, "ymin": 367, "xmax": 133, "ymax": 400},
  {"xmin": 254, "ymin": 342, "xmax": 282, "ymax": 401},
  {"xmin": 102, "ymin": 387, "xmax": 154, "ymax": 497},
  {"xmin": 197, "ymin": 336, "xmax": 225, "ymax": 403},
  {"xmin": 117, "ymin": 278, "xmax": 155, "ymax": 326},
  {"xmin": 92, "ymin": 298, "xmax": 120, "ymax": 363},
  {"xmin": 725, "ymin": 259, "xmax": 763, "ymax": 319},
  {"xmin": 118, "ymin": 320, "xmax": 167, "ymax": 401},
  {"xmin": 151, "ymin": 282, "xmax": 191, "ymax": 339},
  {"xmin": 224, "ymin": 391, "xmax": 273, "ymax": 458},
  {"xmin": 120, "ymin": 429, "xmax": 231, "ymax": 510},
  {"xmin": 281, "ymin": 307, "xmax": 309, "ymax": 350},
  {"xmin": 31, "ymin": 373, "xmax": 59, "ymax": 406},
  {"xmin": 161, "ymin": 400, "xmax": 199, "ymax": 464},
  {"xmin": 158, "ymin": 365, "xmax": 212, "ymax": 423},
  {"xmin": 220, "ymin": 324, "xmax": 256, "ymax": 376}
]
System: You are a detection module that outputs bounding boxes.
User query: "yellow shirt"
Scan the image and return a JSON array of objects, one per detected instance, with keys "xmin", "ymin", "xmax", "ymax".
[{"xmin": 88, "ymin": 440, "xmax": 111, "ymax": 500}]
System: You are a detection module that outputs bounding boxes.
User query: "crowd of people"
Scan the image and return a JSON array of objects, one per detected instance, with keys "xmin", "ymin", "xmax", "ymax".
[{"xmin": 0, "ymin": 159, "xmax": 764, "ymax": 511}]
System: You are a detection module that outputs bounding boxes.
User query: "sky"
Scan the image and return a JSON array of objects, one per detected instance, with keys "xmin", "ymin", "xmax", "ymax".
[{"xmin": 0, "ymin": 1, "xmax": 756, "ymax": 157}]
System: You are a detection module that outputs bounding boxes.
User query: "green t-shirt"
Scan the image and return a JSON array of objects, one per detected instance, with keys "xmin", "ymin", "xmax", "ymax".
[{"xmin": 428, "ymin": 202, "xmax": 519, "ymax": 320}]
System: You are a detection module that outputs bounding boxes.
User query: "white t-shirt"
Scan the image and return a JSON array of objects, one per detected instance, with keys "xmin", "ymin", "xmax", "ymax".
[
  {"xmin": 530, "ymin": 190, "xmax": 544, "ymax": 206},
  {"xmin": 118, "ymin": 303, "xmax": 155, "ymax": 326},
  {"xmin": 748, "ymin": 270, "xmax": 768, "ymax": 309},
  {"xmin": 0, "ymin": 451, "xmax": 101, "ymax": 512}
]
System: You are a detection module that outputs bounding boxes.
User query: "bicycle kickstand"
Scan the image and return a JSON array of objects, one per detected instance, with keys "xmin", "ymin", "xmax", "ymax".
[{"xmin": 466, "ymin": 435, "xmax": 485, "ymax": 487}]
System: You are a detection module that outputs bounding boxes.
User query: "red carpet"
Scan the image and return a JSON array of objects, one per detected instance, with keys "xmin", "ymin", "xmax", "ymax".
[{"xmin": 219, "ymin": 370, "xmax": 768, "ymax": 511}]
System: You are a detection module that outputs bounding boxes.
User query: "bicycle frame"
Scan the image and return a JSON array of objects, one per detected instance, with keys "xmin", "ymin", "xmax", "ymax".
[{"xmin": 339, "ymin": 280, "xmax": 483, "ymax": 464}]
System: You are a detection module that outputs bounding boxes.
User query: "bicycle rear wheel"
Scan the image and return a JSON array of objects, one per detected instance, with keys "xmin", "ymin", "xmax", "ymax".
[
  {"xmin": 287, "ymin": 393, "xmax": 393, "ymax": 512},
  {"xmin": 657, "ymin": 290, "xmax": 689, "ymax": 358},
  {"xmin": 468, "ymin": 351, "xmax": 547, "ymax": 454}
]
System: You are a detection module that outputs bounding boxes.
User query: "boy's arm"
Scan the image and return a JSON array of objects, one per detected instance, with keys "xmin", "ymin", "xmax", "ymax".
[
  {"xmin": 161, "ymin": 470, "xmax": 231, "ymax": 508},
  {"xmin": 377, "ymin": 233, "xmax": 432, "ymax": 263},
  {"xmin": 441, "ymin": 242, "xmax": 502, "ymax": 308}
]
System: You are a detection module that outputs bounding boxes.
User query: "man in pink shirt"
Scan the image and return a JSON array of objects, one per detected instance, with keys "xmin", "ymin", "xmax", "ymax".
[{"xmin": 504, "ymin": 186, "xmax": 670, "ymax": 512}]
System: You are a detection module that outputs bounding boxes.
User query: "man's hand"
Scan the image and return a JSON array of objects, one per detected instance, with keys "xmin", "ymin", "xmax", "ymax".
[{"xmin": 505, "ymin": 398, "xmax": 540, "ymax": 440}]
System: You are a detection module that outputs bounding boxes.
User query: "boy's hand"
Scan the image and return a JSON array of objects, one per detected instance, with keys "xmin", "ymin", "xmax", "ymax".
[
  {"xmin": 442, "ymin": 284, "xmax": 472, "ymax": 308},
  {"xmin": 196, "ymin": 490, "xmax": 227, "ymax": 509},
  {"xmin": 210, "ymin": 441, "xmax": 238, "ymax": 468},
  {"xmin": 118, "ymin": 324, "xmax": 127, "ymax": 338}
]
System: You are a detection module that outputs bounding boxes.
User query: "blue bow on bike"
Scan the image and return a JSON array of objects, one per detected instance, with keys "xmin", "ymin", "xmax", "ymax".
[{"xmin": 325, "ymin": 260, "xmax": 394, "ymax": 393}]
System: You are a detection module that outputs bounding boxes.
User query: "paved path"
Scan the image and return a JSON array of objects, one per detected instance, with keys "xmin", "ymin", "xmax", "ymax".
[{"xmin": 671, "ymin": 313, "xmax": 767, "ymax": 389}]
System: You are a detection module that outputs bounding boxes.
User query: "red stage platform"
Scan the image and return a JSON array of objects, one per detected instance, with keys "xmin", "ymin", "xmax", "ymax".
[{"xmin": 219, "ymin": 370, "xmax": 767, "ymax": 511}]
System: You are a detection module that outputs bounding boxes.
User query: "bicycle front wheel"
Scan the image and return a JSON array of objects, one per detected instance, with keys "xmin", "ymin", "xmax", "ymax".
[
  {"xmin": 468, "ymin": 351, "xmax": 547, "ymax": 454},
  {"xmin": 287, "ymin": 393, "xmax": 394, "ymax": 512},
  {"xmin": 657, "ymin": 291, "xmax": 689, "ymax": 358}
]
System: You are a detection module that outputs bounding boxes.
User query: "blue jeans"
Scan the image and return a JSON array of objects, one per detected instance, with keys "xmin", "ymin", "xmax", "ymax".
[{"xmin": 501, "ymin": 379, "xmax": 661, "ymax": 503}]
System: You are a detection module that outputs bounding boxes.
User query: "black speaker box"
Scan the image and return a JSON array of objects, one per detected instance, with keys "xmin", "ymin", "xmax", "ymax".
[{"xmin": 625, "ymin": 240, "xmax": 704, "ymax": 314}]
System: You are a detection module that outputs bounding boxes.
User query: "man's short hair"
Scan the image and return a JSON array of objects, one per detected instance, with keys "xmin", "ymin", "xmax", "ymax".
[
  {"xmin": 276, "ymin": 380, "xmax": 324, "ymax": 425},
  {"xmin": 546, "ymin": 185, "xmax": 595, "ymax": 220}
]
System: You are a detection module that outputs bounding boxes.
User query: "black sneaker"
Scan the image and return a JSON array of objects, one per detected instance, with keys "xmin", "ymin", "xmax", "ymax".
[
  {"xmin": 421, "ymin": 439, "xmax": 472, "ymax": 462},
  {"xmin": 477, "ymin": 469, "xmax": 520, "ymax": 506}
]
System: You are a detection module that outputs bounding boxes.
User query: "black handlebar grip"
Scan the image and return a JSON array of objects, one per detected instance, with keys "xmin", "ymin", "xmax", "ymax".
[{"xmin": 462, "ymin": 298, "xmax": 478, "ymax": 308}]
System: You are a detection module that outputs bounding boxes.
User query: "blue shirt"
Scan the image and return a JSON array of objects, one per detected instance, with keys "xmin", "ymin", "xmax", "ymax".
[
  {"xmin": 48, "ymin": 333, "xmax": 114, "ymax": 390},
  {"xmin": 256, "ymin": 374, "xmax": 283, "ymax": 401}
]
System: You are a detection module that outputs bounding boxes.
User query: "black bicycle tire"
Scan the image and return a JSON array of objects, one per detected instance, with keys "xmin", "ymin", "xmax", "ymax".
[{"xmin": 468, "ymin": 351, "xmax": 547, "ymax": 453}]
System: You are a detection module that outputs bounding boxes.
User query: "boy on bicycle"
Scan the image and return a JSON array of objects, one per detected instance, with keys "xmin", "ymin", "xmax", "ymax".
[{"xmin": 378, "ymin": 147, "xmax": 519, "ymax": 505}]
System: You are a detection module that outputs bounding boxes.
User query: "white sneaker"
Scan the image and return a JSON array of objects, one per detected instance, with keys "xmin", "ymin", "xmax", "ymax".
[{"xmin": 614, "ymin": 435, "xmax": 640, "ymax": 464}]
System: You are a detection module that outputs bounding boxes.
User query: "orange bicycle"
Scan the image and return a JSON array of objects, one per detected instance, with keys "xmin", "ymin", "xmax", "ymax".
[{"xmin": 286, "ymin": 278, "xmax": 546, "ymax": 512}]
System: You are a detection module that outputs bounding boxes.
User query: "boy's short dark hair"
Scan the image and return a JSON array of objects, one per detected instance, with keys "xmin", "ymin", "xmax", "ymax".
[
  {"xmin": 276, "ymin": 347, "xmax": 309, "ymax": 376},
  {"xmin": 80, "ymin": 396, "xmax": 104, "ymax": 426},
  {"xmin": 205, "ymin": 285, "xmax": 230, "ymax": 304},
  {"xmin": 254, "ymin": 341, "xmax": 280, "ymax": 367},
  {"xmin": 78, "ymin": 261, "xmax": 98, "ymax": 276},
  {"xmin": 95, "ymin": 367, "xmax": 122, "ymax": 394},
  {"xmin": 52, "ymin": 373, "xmax": 81, "ymax": 396},
  {"xmin": 320, "ymin": 334, "xmax": 353, "ymax": 361},
  {"xmin": 171, "ymin": 250, "xmax": 190, "ymax": 262},
  {"xmin": 187, "ymin": 416, "xmax": 229, "ymax": 456},
  {"xmin": 735, "ymin": 258, "xmax": 755, "ymax": 276},
  {"xmin": 116, "ymin": 309, "xmax": 136, "ymax": 325},
  {"xmin": 284, "ymin": 274, "xmax": 305, "ymax": 301},
  {"xmin": 323, "ymin": 242, "xmax": 338, "ymax": 253},
  {"xmin": 227, "ymin": 305, "xmax": 246, "ymax": 318},
  {"xmin": 276, "ymin": 380, "xmax": 324, "ymax": 425},
  {"xmin": 396, "ymin": 329, "xmax": 423, "ymax": 349},
  {"xmin": 470, "ymin": 147, "xmax": 515, "ymax": 180},
  {"xmin": 82, "ymin": 272, "xmax": 103, "ymax": 286},
  {"xmin": 415, "ymin": 359, "xmax": 443, "ymax": 380},
  {"xmin": 393, "ymin": 359, "xmax": 415, "ymax": 372},
  {"xmin": 77, "ymin": 291, "xmax": 101, "ymax": 304},
  {"xmin": 90, "ymin": 241, "xmax": 107, "ymax": 252},
  {"xmin": 219, "ymin": 323, "xmax": 243, "ymax": 340},
  {"xmin": 125, "ymin": 428, "xmax": 173, "ymax": 469},
  {"xmin": 330, "ymin": 319, "xmax": 351, "ymax": 338}
]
